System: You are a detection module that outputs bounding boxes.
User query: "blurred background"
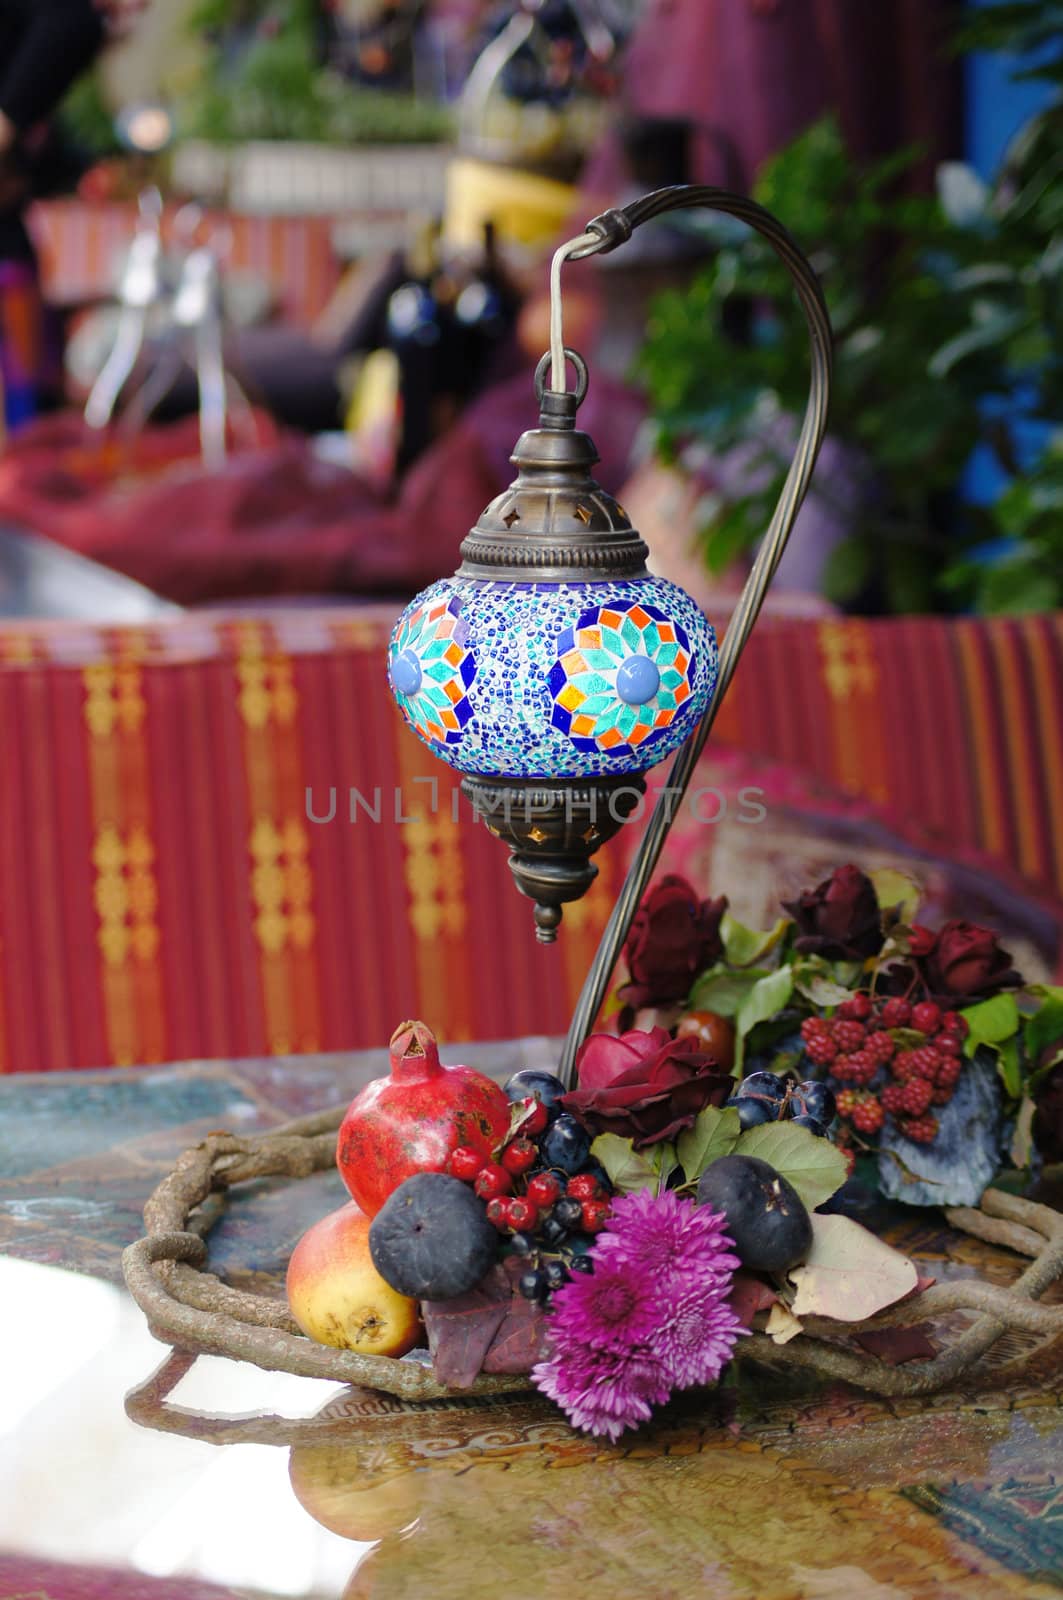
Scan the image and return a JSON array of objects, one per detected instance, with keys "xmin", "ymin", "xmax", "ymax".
[
  {"xmin": 0, "ymin": 0, "xmax": 1061, "ymax": 1072},
  {"xmin": 3, "ymin": 0, "xmax": 1061, "ymax": 617}
]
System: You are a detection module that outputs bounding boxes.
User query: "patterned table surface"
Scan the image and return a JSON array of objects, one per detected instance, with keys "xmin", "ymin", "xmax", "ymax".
[{"xmin": 0, "ymin": 1050, "xmax": 1061, "ymax": 1600}]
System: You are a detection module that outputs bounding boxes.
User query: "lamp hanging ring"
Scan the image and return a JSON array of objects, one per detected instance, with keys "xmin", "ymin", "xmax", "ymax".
[{"xmin": 534, "ymin": 347, "xmax": 589, "ymax": 409}]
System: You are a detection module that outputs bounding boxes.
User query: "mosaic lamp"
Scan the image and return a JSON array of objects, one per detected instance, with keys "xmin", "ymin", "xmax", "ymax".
[{"xmin": 387, "ymin": 186, "xmax": 832, "ymax": 1057}]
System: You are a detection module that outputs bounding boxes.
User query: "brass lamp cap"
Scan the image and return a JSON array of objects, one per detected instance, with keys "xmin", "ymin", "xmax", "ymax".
[{"xmin": 458, "ymin": 416, "xmax": 649, "ymax": 583}]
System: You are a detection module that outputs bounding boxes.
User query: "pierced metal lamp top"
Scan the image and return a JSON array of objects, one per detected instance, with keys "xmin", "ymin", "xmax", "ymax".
[{"xmin": 457, "ymin": 379, "xmax": 649, "ymax": 583}]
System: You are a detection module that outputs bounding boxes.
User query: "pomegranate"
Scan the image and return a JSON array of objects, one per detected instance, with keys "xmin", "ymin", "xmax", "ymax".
[{"xmin": 337, "ymin": 1020, "xmax": 511, "ymax": 1216}]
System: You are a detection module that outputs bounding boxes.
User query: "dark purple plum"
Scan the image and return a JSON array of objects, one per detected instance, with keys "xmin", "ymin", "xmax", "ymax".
[
  {"xmin": 696, "ymin": 1153, "xmax": 812, "ymax": 1273},
  {"xmin": 369, "ymin": 1172, "xmax": 497, "ymax": 1300}
]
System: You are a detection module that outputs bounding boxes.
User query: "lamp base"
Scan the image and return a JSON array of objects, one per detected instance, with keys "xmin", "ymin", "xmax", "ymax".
[{"xmin": 460, "ymin": 773, "xmax": 647, "ymax": 942}]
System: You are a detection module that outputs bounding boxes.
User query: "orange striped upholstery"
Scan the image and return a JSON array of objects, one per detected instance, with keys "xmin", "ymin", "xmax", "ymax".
[
  {"xmin": 0, "ymin": 608, "xmax": 1059, "ymax": 1072},
  {"xmin": 707, "ymin": 614, "xmax": 1063, "ymax": 902},
  {"xmin": 29, "ymin": 201, "xmax": 342, "ymax": 328}
]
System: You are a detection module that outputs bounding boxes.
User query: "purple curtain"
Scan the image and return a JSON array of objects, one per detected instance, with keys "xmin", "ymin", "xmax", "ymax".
[{"xmin": 585, "ymin": 0, "xmax": 962, "ymax": 192}]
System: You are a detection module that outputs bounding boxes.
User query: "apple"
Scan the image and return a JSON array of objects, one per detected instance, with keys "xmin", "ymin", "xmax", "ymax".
[
  {"xmin": 289, "ymin": 1443, "xmax": 419, "ymax": 1543},
  {"xmin": 675, "ymin": 1009, "xmax": 737, "ymax": 1071},
  {"xmin": 286, "ymin": 1201, "xmax": 421, "ymax": 1358}
]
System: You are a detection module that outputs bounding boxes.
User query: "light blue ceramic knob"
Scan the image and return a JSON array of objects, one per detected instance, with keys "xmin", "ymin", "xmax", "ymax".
[
  {"xmin": 616, "ymin": 654, "xmax": 662, "ymax": 706},
  {"xmin": 390, "ymin": 647, "xmax": 423, "ymax": 698}
]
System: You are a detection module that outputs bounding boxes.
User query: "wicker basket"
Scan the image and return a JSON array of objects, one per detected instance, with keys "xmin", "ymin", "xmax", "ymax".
[{"xmin": 122, "ymin": 1107, "xmax": 1063, "ymax": 1405}]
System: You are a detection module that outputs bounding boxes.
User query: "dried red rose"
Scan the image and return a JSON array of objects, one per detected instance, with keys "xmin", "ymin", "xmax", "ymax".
[
  {"xmin": 563, "ymin": 1031, "xmax": 734, "ymax": 1149},
  {"xmin": 783, "ymin": 865, "xmax": 883, "ymax": 961},
  {"xmin": 917, "ymin": 919, "xmax": 1022, "ymax": 1004},
  {"xmin": 619, "ymin": 874, "xmax": 727, "ymax": 1008}
]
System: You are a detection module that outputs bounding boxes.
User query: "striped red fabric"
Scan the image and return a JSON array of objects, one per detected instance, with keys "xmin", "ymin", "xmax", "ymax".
[{"xmin": 0, "ymin": 608, "xmax": 1059, "ymax": 1072}]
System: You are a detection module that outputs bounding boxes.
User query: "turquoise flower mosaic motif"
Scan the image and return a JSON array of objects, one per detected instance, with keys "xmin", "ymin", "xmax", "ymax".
[
  {"xmin": 547, "ymin": 600, "xmax": 695, "ymax": 758},
  {"xmin": 387, "ymin": 594, "xmax": 476, "ymax": 747},
  {"xmin": 387, "ymin": 576, "xmax": 716, "ymax": 779}
]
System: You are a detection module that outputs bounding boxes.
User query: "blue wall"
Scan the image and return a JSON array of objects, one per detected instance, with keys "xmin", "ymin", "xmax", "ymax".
[
  {"xmin": 963, "ymin": 0, "xmax": 1056, "ymax": 505},
  {"xmin": 965, "ymin": 1, "xmax": 1057, "ymax": 176}
]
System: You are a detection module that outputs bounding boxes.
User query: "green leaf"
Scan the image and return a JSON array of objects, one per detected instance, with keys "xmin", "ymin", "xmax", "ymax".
[
  {"xmin": 745, "ymin": 1012, "xmax": 805, "ymax": 1066},
  {"xmin": 656, "ymin": 1144, "xmax": 680, "ymax": 1195},
  {"xmin": 733, "ymin": 1122, "xmax": 849, "ymax": 1211},
  {"xmin": 721, "ymin": 912, "xmax": 788, "ymax": 969},
  {"xmin": 736, "ymin": 967, "xmax": 794, "ymax": 1037},
  {"xmin": 928, "ymin": 305, "xmax": 1025, "ymax": 379},
  {"xmin": 1023, "ymin": 984, "xmax": 1063, "ymax": 1003},
  {"xmin": 822, "ymin": 533, "xmax": 873, "ymax": 606},
  {"xmin": 868, "ymin": 868, "xmax": 922, "ymax": 925},
  {"xmin": 890, "ymin": 1026, "xmax": 933, "ymax": 1049},
  {"xmin": 735, "ymin": 967, "xmax": 795, "ymax": 1072},
  {"xmin": 1010, "ymin": 1096, "xmax": 1037, "ymax": 1170},
  {"xmin": 1025, "ymin": 994, "xmax": 1063, "ymax": 1069},
  {"xmin": 979, "ymin": 559, "xmax": 1060, "ymax": 616},
  {"xmin": 997, "ymin": 1035, "xmax": 1023, "ymax": 1100},
  {"xmin": 688, "ymin": 965, "xmax": 769, "ymax": 1019},
  {"xmin": 961, "ymin": 993, "xmax": 1021, "ymax": 1055},
  {"xmin": 791, "ymin": 960, "xmax": 854, "ymax": 1008},
  {"xmin": 589, "ymin": 1135, "xmax": 661, "ymax": 1195},
  {"xmin": 676, "ymin": 1105, "xmax": 742, "ymax": 1184}
]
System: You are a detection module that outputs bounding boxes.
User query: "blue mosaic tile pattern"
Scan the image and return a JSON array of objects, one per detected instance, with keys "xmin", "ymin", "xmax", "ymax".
[
  {"xmin": 389, "ymin": 594, "xmax": 477, "ymax": 747},
  {"xmin": 388, "ymin": 577, "xmax": 717, "ymax": 778}
]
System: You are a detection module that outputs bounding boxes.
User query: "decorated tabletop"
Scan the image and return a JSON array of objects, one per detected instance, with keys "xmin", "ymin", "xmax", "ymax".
[
  {"xmin": 2, "ymin": 1040, "xmax": 1063, "ymax": 1595},
  {"xmin": 0, "ymin": 1041, "xmax": 557, "ymax": 1289}
]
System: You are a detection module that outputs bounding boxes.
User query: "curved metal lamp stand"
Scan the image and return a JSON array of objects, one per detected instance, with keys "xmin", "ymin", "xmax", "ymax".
[{"xmin": 557, "ymin": 186, "xmax": 833, "ymax": 1084}]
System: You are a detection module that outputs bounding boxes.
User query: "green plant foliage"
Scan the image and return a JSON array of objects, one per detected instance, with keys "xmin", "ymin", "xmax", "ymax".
[
  {"xmin": 589, "ymin": 1133, "xmax": 669, "ymax": 1194},
  {"xmin": 181, "ymin": 0, "xmax": 452, "ymax": 145},
  {"xmin": 59, "ymin": 72, "xmax": 124, "ymax": 158},
  {"xmin": 734, "ymin": 966, "xmax": 794, "ymax": 1068},
  {"xmin": 953, "ymin": 0, "xmax": 1063, "ymax": 83},
  {"xmin": 636, "ymin": 93, "xmax": 1063, "ymax": 614},
  {"xmin": 670, "ymin": 1106, "xmax": 848, "ymax": 1209}
]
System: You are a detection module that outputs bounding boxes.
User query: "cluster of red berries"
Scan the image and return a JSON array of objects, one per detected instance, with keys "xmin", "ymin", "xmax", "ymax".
[
  {"xmin": 800, "ymin": 995, "xmax": 968, "ymax": 1147},
  {"xmin": 446, "ymin": 1104, "xmax": 610, "ymax": 1236}
]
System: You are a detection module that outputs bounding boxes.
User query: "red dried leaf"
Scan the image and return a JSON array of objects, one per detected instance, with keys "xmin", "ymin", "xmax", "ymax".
[
  {"xmin": 729, "ymin": 1269, "xmax": 778, "ymax": 1329},
  {"xmin": 482, "ymin": 1299, "xmax": 549, "ymax": 1372},
  {"xmin": 482, "ymin": 1257, "xmax": 548, "ymax": 1374},
  {"xmin": 422, "ymin": 1265, "xmax": 510, "ymax": 1388},
  {"xmin": 853, "ymin": 1325, "xmax": 938, "ymax": 1365}
]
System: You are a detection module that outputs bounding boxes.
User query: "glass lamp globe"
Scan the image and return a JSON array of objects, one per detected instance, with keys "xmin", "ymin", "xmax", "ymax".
[{"xmin": 387, "ymin": 376, "xmax": 717, "ymax": 942}]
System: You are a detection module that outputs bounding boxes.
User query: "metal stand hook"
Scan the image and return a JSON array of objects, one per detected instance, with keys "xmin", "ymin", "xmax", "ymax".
[{"xmin": 558, "ymin": 184, "xmax": 833, "ymax": 1084}]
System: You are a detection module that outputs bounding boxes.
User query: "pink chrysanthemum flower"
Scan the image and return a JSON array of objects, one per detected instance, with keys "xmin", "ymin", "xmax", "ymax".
[
  {"xmin": 532, "ymin": 1188, "xmax": 743, "ymax": 1438},
  {"xmin": 595, "ymin": 1187, "xmax": 741, "ymax": 1289},
  {"xmin": 655, "ymin": 1288, "xmax": 745, "ymax": 1390},
  {"xmin": 546, "ymin": 1255, "xmax": 661, "ymax": 1353},
  {"xmin": 532, "ymin": 1346, "xmax": 672, "ymax": 1441}
]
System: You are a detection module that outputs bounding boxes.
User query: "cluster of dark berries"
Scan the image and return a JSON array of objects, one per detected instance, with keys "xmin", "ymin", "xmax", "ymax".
[
  {"xmin": 509, "ymin": 1188, "xmax": 603, "ymax": 1303},
  {"xmin": 446, "ymin": 1068, "xmax": 612, "ymax": 1300},
  {"xmin": 800, "ymin": 996, "xmax": 969, "ymax": 1147},
  {"xmin": 726, "ymin": 1071, "xmax": 837, "ymax": 1138}
]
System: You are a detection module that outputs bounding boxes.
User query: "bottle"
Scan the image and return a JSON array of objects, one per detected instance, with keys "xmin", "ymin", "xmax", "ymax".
[
  {"xmin": 452, "ymin": 220, "xmax": 517, "ymax": 399},
  {"xmin": 386, "ymin": 216, "xmax": 455, "ymax": 474}
]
